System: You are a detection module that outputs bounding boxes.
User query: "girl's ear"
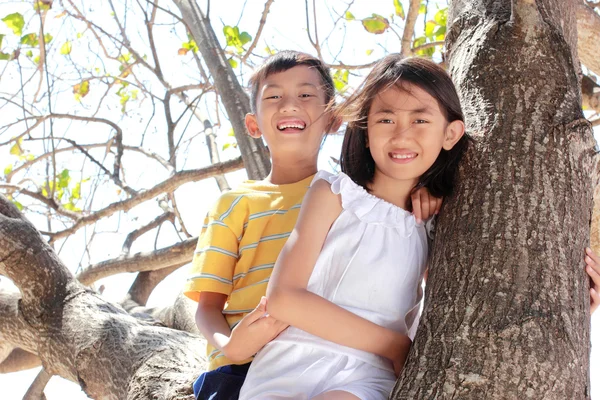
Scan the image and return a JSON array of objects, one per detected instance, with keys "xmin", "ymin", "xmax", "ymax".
[
  {"xmin": 442, "ymin": 120, "xmax": 465, "ymax": 150},
  {"xmin": 245, "ymin": 113, "xmax": 262, "ymax": 138}
]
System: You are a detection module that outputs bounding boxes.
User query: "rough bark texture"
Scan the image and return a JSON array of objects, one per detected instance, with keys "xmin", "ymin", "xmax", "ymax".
[
  {"xmin": 172, "ymin": 0, "xmax": 271, "ymax": 180},
  {"xmin": 393, "ymin": 0, "xmax": 595, "ymax": 399},
  {"xmin": 0, "ymin": 197, "xmax": 206, "ymax": 400}
]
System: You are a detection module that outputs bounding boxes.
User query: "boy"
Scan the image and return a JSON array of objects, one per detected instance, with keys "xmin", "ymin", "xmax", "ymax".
[{"xmin": 183, "ymin": 51, "xmax": 340, "ymax": 399}]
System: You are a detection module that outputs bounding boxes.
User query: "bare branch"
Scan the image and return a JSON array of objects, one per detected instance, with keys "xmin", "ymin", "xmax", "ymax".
[
  {"xmin": 49, "ymin": 157, "xmax": 243, "ymax": 242},
  {"xmin": 242, "ymin": 0, "xmax": 275, "ymax": 63},
  {"xmin": 0, "ymin": 348, "xmax": 41, "ymax": 373},
  {"xmin": 327, "ymin": 60, "xmax": 379, "ymax": 70},
  {"xmin": 122, "ymin": 212, "xmax": 175, "ymax": 254},
  {"xmin": 76, "ymin": 237, "xmax": 197, "ymax": 285},
  {"xmin": 23, "ymin": 368, "xmax": 51, "ymax": 400},
  {"xmin": 577, "ymin": 2, "xmax": 600, "ymax": 76},
  {"xmin": 412, "ymin": 40, "xmax": 445, "ymax": 53},
  {"xmin": 126, "ymin": 263, "xmax": 184, "ymax": 306},
  {"xmin": 583, "ymin": 75, "xmax": 600, "ymax": 114},
  {"xmin": 0, "ymin": 183, "xmax": 80, "ymax": 219},
  {"xmin": 401, "ymin": 0, "xmax": 422, "ymax": 56}
]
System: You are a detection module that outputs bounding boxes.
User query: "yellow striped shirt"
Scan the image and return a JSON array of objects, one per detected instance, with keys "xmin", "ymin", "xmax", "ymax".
[{"xmin": 183, "ymin": 174, "xmax": 313, "ymax": 370}]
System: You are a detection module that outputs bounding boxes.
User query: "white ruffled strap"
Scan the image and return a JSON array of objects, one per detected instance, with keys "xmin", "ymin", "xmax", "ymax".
[{"xmin": 311, "ymin": 171, "xmax": 417, "ymax": 236}]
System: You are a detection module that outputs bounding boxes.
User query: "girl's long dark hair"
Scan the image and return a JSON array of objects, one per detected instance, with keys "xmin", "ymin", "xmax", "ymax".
[{"xmin": 339, "ymin": 55, "xmax": 472, "ymax": 198}]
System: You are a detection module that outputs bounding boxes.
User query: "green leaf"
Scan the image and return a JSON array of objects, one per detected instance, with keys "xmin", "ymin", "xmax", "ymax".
[
  {"xmin": 393, "ymin": 0, "xmax": 405, "ymax": 19},
  {"xmin": 333, "ymin": 69, "xmax": 349, "ymax": 92},
  {"xmin": 366, "ymin": 49, "xmax": 374, "ymax": 56},
  {"xmin": 2, "ymin": 13, "xmax": 25, "ymax": 36},
  {"xmin": 345, "ymin": 11, "xmax": 355, "ymax": 20},
  {"xmin": 20, "ymin": 32, "xmax": 38, "ymax": 46},
  {"xmin": 26, "ymin": 50, "xmax": 33, "ymax": 57},
  {"xmin": 43, "ymin": 33, "xmax": 53, "ymax": 43},
  {"xmin": 12, "ymin": 200, "xmax": 23, "ymax": 211},
  {"xmin": 425, "ymin": 20, "xmax": 436, "ymax": 40},
  {"xmin": 228, "ymin": 58, "xmax": 238, "ymax": 68},
  {"xmin": 434, "ymin": 25, "xmax": 446, "ymax": 41},
  {"xmin": 228, "ymin": 128, "xmax": 235, "ymax": 137},
  {"xmin": 9, "ymin": 139, "xmax": 23, "ymax": 156},
  {"xmin": 73, "ymin": 80, "xmax": 89, "ymax": 99},
  {"xmin": 34, "ymin": 1, "xmax": 52, "ymax": 12},
  {"xmin": 239, "ymin": 32, "xmax": 252, "ymax": 46},
  {"xmin": 222, "ymin": 142, "xmax": 231, "ymax": 151},
  {"xmin": 223, "ymin": 25, "xmax": 240, "ymax": 47},
  {"xmin": 72, "ymin": 182, "xmax": 81, "ymax": 199},
  {"xmin": 0, "ymin": 33, "xmax": 4, "ymax": 48},
  {"xmin": 4, "ymin": 164, "xmax": 12, "ymax": 176},
  {"xmin": 0, "ymin": 52, "xmax": 10, "ymax": 61},
  {"xmin": 58, "ymin": 169, "xmax": 70, "ymax": 189},
  {"xmin": 361, "ymin": 14, "xmax": 389, "ymax": 34},
  {"xmin": 419, "ymin": 4, "xmax": 426, "ymax": 14},
  {"xmin": 434, "ymin": 8, "xmax": 447, "ymax": 26},
  {"xmin": 60, "ymin": 41, "xmax": 71, "ymax": 55}
]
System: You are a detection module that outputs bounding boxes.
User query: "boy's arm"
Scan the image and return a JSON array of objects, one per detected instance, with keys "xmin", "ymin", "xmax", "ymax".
[{"xmin": 266, "ymin": 180, "xmax": 411, "ymax": 368}]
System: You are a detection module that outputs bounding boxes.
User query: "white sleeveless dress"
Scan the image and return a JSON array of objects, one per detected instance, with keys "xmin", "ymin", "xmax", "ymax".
[{"xmin": 239, "ymin": 171, "xmax": 429, "ymax": 400}]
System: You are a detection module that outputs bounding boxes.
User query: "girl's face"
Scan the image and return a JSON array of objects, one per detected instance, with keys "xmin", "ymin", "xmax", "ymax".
[{"xmin": 367, "ymin": 83, "xmax": 463, "ymax": 187}]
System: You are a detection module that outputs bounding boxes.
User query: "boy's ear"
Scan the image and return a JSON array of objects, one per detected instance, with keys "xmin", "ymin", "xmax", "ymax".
[
  {"xmin": 245, "ymin": 113, "xmax": 261, "ymax": 138},
  {"xmin": 442, "ymin": 120, "xmax": 465, "ymax": 150},
  {"xmin": 327, "ymin": 116, "xmax": 342, "ymax": 134}
]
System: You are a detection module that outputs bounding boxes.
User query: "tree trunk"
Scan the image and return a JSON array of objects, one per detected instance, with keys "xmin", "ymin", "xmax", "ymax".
[
  {"xmin": 172, "ymin": 0, "xmax": 271, "ymax": 180},
  {"xmin": 393, "ymin": 0, "xmax": 595, "ymax": 399}
]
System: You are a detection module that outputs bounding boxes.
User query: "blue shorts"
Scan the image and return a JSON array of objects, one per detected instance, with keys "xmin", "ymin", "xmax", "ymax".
[{"xmin": 193, "ymin": 362, "xmax": 251, "ymax": 400}]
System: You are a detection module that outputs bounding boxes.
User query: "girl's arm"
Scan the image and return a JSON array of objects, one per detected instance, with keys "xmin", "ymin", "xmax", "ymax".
[{"xmin": 266, "ymin": 180, "xmax": 411, "ymax": 364}]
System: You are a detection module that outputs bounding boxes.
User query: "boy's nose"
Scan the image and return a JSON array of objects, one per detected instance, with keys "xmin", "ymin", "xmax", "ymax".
[{"xmin": 280, "ymin": 98, "xmax": 299, "ymax": 113}]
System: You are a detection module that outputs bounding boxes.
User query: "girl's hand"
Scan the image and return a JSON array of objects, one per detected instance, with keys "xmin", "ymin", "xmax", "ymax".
[
  {"xmin": 586, "ymin": 247, "xmax": 600, "ymax": 315},
  {"xmin": 223, "ymin": 297, "xmax": 288, "ymax": 361},
  {"xmin": 411, "ymin": 187, "xmax": 442, "ymax": 223}
]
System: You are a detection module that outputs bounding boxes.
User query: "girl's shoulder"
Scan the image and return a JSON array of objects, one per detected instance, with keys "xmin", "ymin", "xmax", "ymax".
[{"xmin": 310, "ymin": 171, "xmax": 416, "ymax": 233}]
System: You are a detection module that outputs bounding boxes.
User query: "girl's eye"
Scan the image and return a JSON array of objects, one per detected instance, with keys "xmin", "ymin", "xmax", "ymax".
[
  {"xmin": 378, "ymin": 119, "xmax": 394, "ymax": 124},
  {"xmin": 300, "ymin": 93, "xmax": 314, "ymax": 98},
  {"xmin": 265, "ymin": 95, "xmax": 281, "ymax": 100},
  {"xmin": 414, "ymin": 119, "xmax": 428, "ymax": 124}
]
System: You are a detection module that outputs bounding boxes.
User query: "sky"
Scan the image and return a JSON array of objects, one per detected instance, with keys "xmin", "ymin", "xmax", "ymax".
[{"xmin": 0, "ymin": 0, "xmax": 599, "ymax": 398}]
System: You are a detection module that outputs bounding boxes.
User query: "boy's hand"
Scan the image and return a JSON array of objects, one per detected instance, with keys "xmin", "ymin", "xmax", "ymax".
[
  {"xmin": 389, "ymin": 333, "xmax": 412, "ymax": 378},
  {"xmin": 411, "ymin": 187, "xmax": 442, "ymax": 223},
  {"xmin": 586, "ymin": 247, "xmax": 600, "ymax": 315},
  {"xmin": 223, "ymin": 297, "xmax": 288, "ymax": 362}
]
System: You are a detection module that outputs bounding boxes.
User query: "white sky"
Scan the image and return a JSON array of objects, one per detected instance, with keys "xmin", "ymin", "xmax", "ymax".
[{"xmin": 0, "ymin": 0, "xmax": 598, "ymax": 398}]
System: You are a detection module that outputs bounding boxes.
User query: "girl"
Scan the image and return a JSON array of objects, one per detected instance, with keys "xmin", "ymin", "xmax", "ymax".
[{"xmin": 238, "ymin": 55, "xmax": 470, "ymax": 400}]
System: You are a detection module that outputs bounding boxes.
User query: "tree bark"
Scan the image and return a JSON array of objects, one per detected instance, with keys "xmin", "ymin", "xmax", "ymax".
[
  {"xmin": 172, "ymin": 0, "xmax": 271, "ymax": 180},
  {"xmin": 393, "ymin": 0, "xmax": 595, "ymax": 399}
]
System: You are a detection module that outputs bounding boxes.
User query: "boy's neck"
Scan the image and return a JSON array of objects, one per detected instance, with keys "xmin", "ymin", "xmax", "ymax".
[
  {"xmin": 369, "ymin": 172, "xmax": 418, "ymax": 210},
  {"xmin": 264, "ymin": 158, "xmax": 318, "ymax": 185}
]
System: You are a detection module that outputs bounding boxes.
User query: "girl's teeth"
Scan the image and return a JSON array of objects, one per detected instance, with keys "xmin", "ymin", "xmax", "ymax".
[
  {"xmin": 391, "ymin": 154, "xmax": 416, "ymax": 159},
  {"xmin": 278, "ymin": 124, "xmax": 305, "ymax": 130}
]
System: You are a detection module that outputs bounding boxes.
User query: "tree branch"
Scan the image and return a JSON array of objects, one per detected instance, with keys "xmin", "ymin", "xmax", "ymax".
[
  {"xmin": 77, "ymin": 237, "xmax": 197, "ymax": 286},
  {"xmin": 0, "ymin": 348, "xmax": 41, "ymax": 373},
  {"xmin": 49, "ymin": 157, "xmax": 243, "ymax": 242},
  {"xmin": 401, "ymin": 0, "xmax": 421, "ymax": 56},
  {"xmin": 122, "ymin": 212, "xmax": 175, "ymax": 254},
  {"xmin": 23, "ymin": 368, "xmax": 51, "ymax": 400},
  {"xmin": 0, "ymin": 184, "xmax": 81, "ymax": 219},
  {"xmin": 577, "ymin": 2, "xmax": 600, "ymax": 76},
  {"xmin": 242, "ymin": 0, "xmax": 274, "ymax": 62}
]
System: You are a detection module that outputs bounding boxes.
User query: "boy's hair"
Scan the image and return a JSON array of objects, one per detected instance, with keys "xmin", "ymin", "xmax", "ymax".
[
  {"xmin": 248, "ymin": 51, "xmax": 335, "ymax": 114},
  {"xmin": 339, "ymin": 55, "xmax": 472, "ymax": 198}
]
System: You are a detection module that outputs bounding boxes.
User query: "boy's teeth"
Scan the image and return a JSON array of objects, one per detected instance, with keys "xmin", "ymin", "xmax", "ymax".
[{"xmin": 277, "ymin": 123, "xmax": 305, "ymax": 130}]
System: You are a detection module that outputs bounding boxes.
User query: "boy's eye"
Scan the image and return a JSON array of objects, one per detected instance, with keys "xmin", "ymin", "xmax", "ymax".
[
  {"xmin": 265, "ymin": 95, "xmax": 281, "ymax": 100},
  {"xmin": 378, "ymin": 119, "xmax": 394, "ymax": 124},
  {"xmin": 300, "ymin": 93, "xmax": 314, "ymax": 98},
  {"xmin": 414, "ymin": 119, "xmax": 428, "ymax": 124}
]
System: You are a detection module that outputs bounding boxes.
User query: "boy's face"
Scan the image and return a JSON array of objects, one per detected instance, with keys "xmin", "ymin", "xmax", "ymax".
[{"xmin": 245, "ymin": 65, "xmax": 331, "ymax": 160}]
